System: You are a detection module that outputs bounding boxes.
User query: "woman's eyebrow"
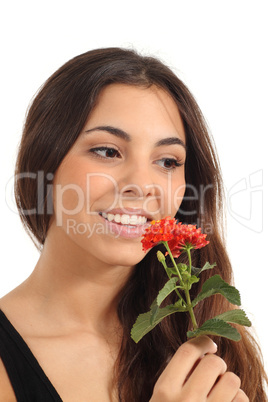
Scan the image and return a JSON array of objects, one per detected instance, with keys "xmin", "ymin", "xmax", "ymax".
[
  {"xmin": 84, "ymin": 126, "xmax": 131, "ymax": 141},
  {"xmin": 84, "ymin": 125, "xmax": 186, "ymax": 149},
  {"xmin": 155, "ymin": 137, "xmax": 186, "ymax": 150}
]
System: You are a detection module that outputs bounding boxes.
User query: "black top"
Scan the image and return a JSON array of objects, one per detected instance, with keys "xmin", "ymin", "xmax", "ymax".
[{"xmin": 0, "ymin": 310, "xmax": 62, "ymax": 401}]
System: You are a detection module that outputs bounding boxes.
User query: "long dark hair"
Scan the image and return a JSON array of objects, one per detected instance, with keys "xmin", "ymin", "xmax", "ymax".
[{"xmin": 15, "ymin": 47, "xmax": 267, "ymax": 401}]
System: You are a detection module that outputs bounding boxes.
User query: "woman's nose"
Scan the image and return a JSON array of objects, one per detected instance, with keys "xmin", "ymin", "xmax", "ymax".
[{"xmin": 118, "ymin": 164, "xmax": 157, "ymax": 199}]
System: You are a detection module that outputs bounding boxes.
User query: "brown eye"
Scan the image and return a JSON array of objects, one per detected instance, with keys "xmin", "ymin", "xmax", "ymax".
[
  {"xmin": 89, "ymin": 146, "xmax": 121, "ymax": 159},
  {"xmin": 156, "ymin": 158, "xmax": 183, "ymax": 170},
  {"xmin": 104, "ymin": 148, "xmax": 119, "ymax": 158},
  {"xmin": 163, "ymin": 159, "xmax": 176, "ymax": 168}
]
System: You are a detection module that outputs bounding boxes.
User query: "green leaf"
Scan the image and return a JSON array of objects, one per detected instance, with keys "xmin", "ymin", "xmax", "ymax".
[
  {"xmin": 156, "ymin": 277, "xmax": 179, "ymax": 306},
  {"xmin": 177, "ymin": 263, "xmax": 188, "ymax": 272},
  {"xmin": 191, "ymin": 266, "xmax": 202, "ymax": 276},
  {"xmin": 192, "ymin": 275, "xmax": 241, "ymax": 307},
  {"xmin": 187, "ymin": 318, "xmax": 241, "ymax": 341},
  {"xmin": 214, "ymin": 309, "xmax": 251, "ymax": 327},
  {"xmin": 166, "ymin": 264, "xmax": 189, "ymax": 278},
  {"xmin": 188, "ymin": 275, "xmax": 200, "ymax": 286},
  {"xmin": 181, "ymin": 271, "xmax": 191, "ymax": 281},
  {"xmin": 191, "ymin": 262, "xmax": 217, "ymax": 276},
  {"xmin": 174, "ymin": 298, "xmax": 187, "ymax": 309},
  {"xmin": 131, "ymin": 303, "xmax": 185, "ymax": 343},
  {"xmin": 199, "ymin": 261, "xmax": 217, "ymax": 275},
  {"xmin": 166, "ymin": 267, "xmax": 179, "ymax": 277},
  {"xmin": 149, "ymin": 299, "xmax": 159, "ymax": 325},
  {"xmin": 191, "ymin": 261, "xmax": 216, "ymax": 276},
  {"xmin": 181, "ymin": 273, "xmax": 200, "ymax": 290}
]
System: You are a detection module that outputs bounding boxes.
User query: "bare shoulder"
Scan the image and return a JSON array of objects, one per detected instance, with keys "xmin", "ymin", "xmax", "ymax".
[{"xmin": 0, "ymin": 358, "xmax": 17, "ymax": 402}]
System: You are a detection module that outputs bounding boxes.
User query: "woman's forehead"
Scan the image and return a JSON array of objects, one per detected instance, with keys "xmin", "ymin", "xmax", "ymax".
[{"xmin": 83, "ymin": 83, "xmax": 186, "ymax": 144}]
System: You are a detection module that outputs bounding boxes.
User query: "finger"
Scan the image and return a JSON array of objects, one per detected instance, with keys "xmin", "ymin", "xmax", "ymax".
[
  {"xmin": 183, "ymin": 353, "xmax": 227, "ymax": 399},
  {"xmin": 232, "ymin": 389, "xmax": 249, "ymax": 402},
  {"xmin": 207, "ymin": 372, "xmax": 243, "ymax": 401},
  {"xmin": 154, "ymin": 336, "xmax": 217, "ymax": 391}
]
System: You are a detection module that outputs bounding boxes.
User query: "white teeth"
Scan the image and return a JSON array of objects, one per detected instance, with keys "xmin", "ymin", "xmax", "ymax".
[
  {"xmin": 129, "ymin": 215, "xmax": 138, "ymax": 225},
  {"xmin": 107, "ymin": 213, "xmax": 114, "ymax": 222},
  {"xmin": 121, "ymin": 214, "xmax": 130, "ymax": 224},
  {"xmin": 114, "ymin": 214, "xmax": 121, "ymax": 223},
  {"xmin": 100, "ymin": 212, "xmax": 147, "ymax": 225},
  {"xmin": 138, "ymin": 216, "xmax": 144, "ymax": 224}
]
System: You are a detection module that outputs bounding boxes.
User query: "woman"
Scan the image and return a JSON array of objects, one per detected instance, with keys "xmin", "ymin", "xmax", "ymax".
[{"xmin": 0, "ymin": 47, "xmax": 266, "ymax": 401}]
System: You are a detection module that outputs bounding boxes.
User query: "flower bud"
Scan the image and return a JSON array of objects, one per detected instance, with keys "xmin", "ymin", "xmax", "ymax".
[{"xmin": 157, "ymin": 250, "xmax": 166, "ymax": 263}]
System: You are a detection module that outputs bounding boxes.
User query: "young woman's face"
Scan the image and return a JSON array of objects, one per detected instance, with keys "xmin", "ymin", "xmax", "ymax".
[{"xmin": 51, "ymin": 84, "xmax": 186, "ymax": 267}]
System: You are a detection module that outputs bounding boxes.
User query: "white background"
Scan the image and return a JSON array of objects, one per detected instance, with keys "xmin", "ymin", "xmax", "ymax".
[{"xmin": 1, "ymin": 0, "xmax": 267, "ymax": 371}]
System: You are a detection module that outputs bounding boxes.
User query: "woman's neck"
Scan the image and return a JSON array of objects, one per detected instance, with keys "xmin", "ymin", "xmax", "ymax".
[{"xmin": 4, "ymin": 227, "xmax": 134, "ymax": 339}]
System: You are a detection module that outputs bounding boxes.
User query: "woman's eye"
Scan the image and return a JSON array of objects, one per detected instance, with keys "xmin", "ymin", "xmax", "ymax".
[
  {"xmin": 155, "ymin": 158, "xmax": 183, "ymax": 170},
  {"xmin": 89, "ymin": 147, "xmax": 121, "ymax": 159}
]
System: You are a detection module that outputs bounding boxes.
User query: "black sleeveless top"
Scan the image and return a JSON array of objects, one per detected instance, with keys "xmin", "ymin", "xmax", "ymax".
[{"xmin": 0, "ymin": 310, "xmax": 63, "ymax": 401}]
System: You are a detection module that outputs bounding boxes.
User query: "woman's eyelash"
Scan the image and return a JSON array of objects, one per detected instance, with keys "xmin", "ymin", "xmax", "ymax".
[
  {"xmin": 89, "ymin": 146, "xmax": 121, "ymax": 159},
  {"xmin": 88, "ymin": 148, "xmax": 183, "ymax": 170},
  {"xmin": 156, "ymin": 158, "xmax": 184, "ymax": 170}
]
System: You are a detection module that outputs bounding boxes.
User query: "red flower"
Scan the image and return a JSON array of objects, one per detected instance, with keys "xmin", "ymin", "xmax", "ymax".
[
  {"xmin": 141, "ymin": 217, "xmax": 209, "ymax": 257},
  {"xmin": 141, "ymin": 217, "xmax": 177, "ymax": 250}
]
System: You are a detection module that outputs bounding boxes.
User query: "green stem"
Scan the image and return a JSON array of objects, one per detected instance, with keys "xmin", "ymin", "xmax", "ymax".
[
  {"xmin": 162, "ymin": 242, "xmax": 186, "ymax": 306},
  {"xmin": 184, "ymin": 288, "xmax": 198, "ymax": 330},
  {"xmin": 184, "ymin": 246, "xmax": 198, "ymax": 330},
  {"xmin": 186, "ymin": 247, "xmax": 192, "ymax": 274},
  {"xmin": 160, "ymin": 251, "xmax": 186, "ymax": 305},
  {"xmin": 175, "ymin": 287, "xmax": 186, "ymax": 305},
  {"xmin": 163, "ymin": 242, "xmax": 183, "ymax": 283}
]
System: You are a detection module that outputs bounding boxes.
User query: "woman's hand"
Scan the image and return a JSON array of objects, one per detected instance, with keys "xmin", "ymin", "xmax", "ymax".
[{"xmin": 150, "ymin": 336, "xmax": 249, "ymax": 401}]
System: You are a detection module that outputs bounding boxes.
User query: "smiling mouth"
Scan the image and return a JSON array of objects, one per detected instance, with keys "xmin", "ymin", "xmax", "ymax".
[{"xmin": 99, "ymin": 212, "xmax": 148, "ymax": 226}]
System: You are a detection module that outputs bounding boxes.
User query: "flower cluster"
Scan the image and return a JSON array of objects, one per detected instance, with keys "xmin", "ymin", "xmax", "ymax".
[
  {"xmin": 142, "ymin": 217, "xmax": 209, "ymax": 257},
  {"xmin": 131, "ymin": 217, "xmax": 251, "ymax": 344}
]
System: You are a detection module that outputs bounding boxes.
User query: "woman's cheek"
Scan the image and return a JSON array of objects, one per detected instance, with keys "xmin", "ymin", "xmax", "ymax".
[{"xmin": 158, "ymin": 173, "xmax": 186, "ymax": 218}]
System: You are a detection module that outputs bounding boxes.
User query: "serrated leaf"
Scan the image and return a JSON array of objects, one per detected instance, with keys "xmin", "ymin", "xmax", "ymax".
[
  {"xmin": 192, "ymin": 275, "xmax": 241, "ymax": 307},
  {"xmin": 191, "ymin": 266, "xmax": 202, "ymax": 276},
  {"xmin": 156, "ymin": 277, "xmax": 179, "ymax": 306},
  {"xmin": 214, "ymin": 309, "xmax": 251, "ymax": 327},
  {"xmin": 189, "ymin": 275, "xmax": 200, "ymax": 285},
  {"xmin": 191, "ymin": 262, "xmax": 216, "ymax": 276},
  {"xmin": 131, "ymin": 304, "xmax": 185, "ymax": 343},
  {"xmin": 199, "ymin": 261, "xmax": 217, "ymax": 275},
  {"xmin": 149, "ymin": 299, "xmax": 159, "ymax": 325},
  {"xmin": 187, "ymin": 318, "xmax": 241, "ymax": 341}
]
